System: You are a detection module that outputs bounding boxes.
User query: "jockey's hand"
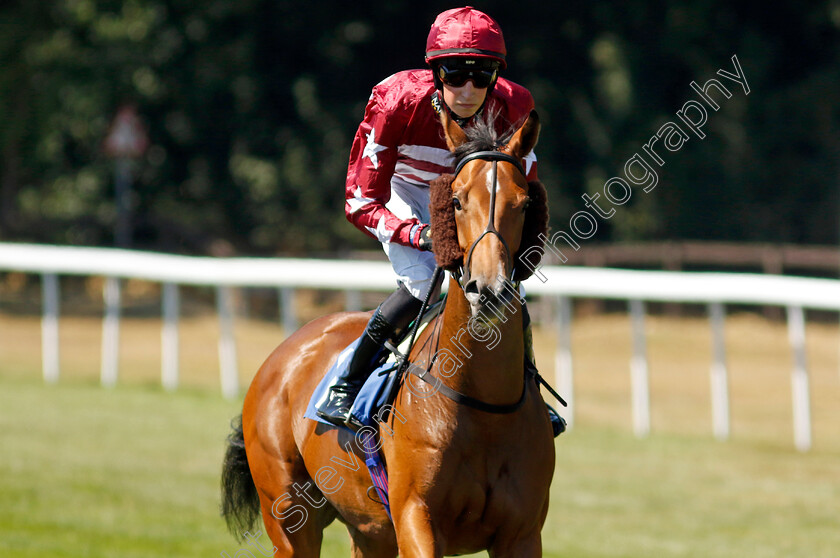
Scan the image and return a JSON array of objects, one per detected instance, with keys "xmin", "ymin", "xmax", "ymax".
[{"xmin": 417, "ymin": 225, "xmax": 433, "ymax": 251}]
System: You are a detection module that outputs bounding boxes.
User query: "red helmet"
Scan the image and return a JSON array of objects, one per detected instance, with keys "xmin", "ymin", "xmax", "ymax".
[{"xmin": 425, "ymin": 7, "xmax": 507, "ymax": 69}]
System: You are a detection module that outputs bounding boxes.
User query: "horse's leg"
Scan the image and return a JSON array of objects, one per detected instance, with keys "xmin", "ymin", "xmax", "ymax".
[
  {"xmin": 246, "ymin": 404, "xmax": 336, "ymax": 556},
  {"xmin": 347, "ymin": 526, "xmax": 398, "ymax": 558},
  {"xmin": 391, "ymin": 496, "xmax": 441, "ymax": 558},
  {"xmin": 256, "ymin": 490, "xmax": 326, "ymax": 558},
  {"xmin": 250, "ymin": 443, "xmax": 340, "ymax": 558}
]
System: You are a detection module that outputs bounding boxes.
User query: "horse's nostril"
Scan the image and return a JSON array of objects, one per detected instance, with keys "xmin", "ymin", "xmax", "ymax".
[{"xmin": 464, "ymin": 280, "xmax": 480, "ymax": 297}]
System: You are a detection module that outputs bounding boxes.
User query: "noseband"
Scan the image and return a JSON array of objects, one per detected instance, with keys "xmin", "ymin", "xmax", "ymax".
[{"xmin": 452, "ymin": 150, "xmax": 526, "ymax": 289}]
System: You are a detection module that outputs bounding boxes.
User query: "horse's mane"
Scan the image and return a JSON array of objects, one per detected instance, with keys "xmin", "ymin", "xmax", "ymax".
[
  {"xmin": 430, "ymin": 111, "xmax": 548, "ymax": 282},
  {"xmin": 451, "ymin": 110, "xmax": 512, "ymax": 166}
]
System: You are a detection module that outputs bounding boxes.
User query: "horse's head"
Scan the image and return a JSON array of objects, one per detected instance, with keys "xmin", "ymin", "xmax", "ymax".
[{"xmin": 430, "ymin": 109, "xmax": 548, "ymax": 317}]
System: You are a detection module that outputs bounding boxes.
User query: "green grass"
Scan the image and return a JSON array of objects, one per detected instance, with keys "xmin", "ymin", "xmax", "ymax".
[
  {"xmin": 1, "ymin": 308, "xmax": 838, "ymax": 556},
  {"xmin": 1, "ymin": 374, "xmax": 838, "ymax": 558},
  {"xmin": 0, "ymin": 375, "xmax": 346, "ymax": 557}
]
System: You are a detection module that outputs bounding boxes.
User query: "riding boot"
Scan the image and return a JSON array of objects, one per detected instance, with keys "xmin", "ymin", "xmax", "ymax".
[
  {"xmin": 522, "ymin": 303, "xmax": 566, "ymax": 437},
  {"xmin": 316, "ymin": 283, "xmax": 423, "ymax": 428}
]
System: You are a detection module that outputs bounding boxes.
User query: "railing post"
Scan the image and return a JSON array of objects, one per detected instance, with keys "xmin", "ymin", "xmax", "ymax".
[
  {"xmin": 41, "ymin": 273, "xmax": 60, "ymax": 384},
  {"xmin": 101, "ymin": 277, "xmax": 121, "ymax": 388},
  {"xmin": 217, "ymin": 286, "xmax": 239, "ymax": 399},
  {"xmin": 279, "ymin": 287, "xmax": 298, "ymax": 335},
  {"xmin": 345, "ymin": 289, "xmax": 362, "ymax": 313},
  {"xmin": 161, "ymin": 283, "xmax": 180, "ymax": 391},
  {"xmin": 629, "ymin": 299, "xmax": 650, "ymax": 437},
  {"xmin": 709, "ymin": 302, "xmax": 730, "ymax": 440},
  {"xmin": 787, "ymin": 305, "xmax": 811, "ymax": 452},
  {"xmin": 554, "ymin": 296, "xmax": 574, "ymax": 428}
]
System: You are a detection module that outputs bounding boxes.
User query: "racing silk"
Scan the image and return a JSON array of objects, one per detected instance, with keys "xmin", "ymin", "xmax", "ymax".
[{"xmin": 345, "ymin": 69, "xmax": 538, "ymax": 247}]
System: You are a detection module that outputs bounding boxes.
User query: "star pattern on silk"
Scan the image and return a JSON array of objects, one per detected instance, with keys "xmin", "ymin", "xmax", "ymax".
[
  {"xmin": 347, "ymin": 186, "xmax": 375, "ymax": 214},
  {"xmin": 365, "ymin": 216, "xmax": 392, "ymax": 243},
  {"xmin": 362, "ymin": 128, "xmax": 388, "ymax": 170},
  {"xmin": 523, "ymin": 150, "xmax": 538, "ymax": 175}
]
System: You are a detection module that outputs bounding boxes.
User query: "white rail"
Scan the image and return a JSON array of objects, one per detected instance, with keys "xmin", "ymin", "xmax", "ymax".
[{"xmin": 2, "ymin": 242, "xmax": 838, "ymax": 451}]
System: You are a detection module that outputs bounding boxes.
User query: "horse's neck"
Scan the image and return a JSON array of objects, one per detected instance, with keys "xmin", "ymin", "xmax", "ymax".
[{"xmin": 437, "ymin": 276, "xmax": 525, "ymax": 403}]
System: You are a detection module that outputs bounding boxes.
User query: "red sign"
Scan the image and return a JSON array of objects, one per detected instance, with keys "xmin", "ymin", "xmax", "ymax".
[{"xmin": 103, "ymin": 105, "xmax": 149, "ymax": 159}]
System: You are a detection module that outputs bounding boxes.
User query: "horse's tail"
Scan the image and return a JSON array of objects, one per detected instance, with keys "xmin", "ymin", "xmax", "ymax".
[{"xmin": 220, "ymin": 415, "xmax": 260, "ymax": 540}]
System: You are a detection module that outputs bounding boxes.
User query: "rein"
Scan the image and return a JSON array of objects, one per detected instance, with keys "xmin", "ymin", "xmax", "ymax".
[{"xmin": 407, "ymin": 359, "xmax": 531, "ymax": 414}]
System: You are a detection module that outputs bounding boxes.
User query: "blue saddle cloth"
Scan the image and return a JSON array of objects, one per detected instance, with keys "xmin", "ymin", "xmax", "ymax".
[
  {"xmin": 302, "ymin": 301, "xmax": 441, "ymax": 523},
  {"xmin": 303, "ymin": 336, "xmax": 401, "ymax": 430},
  {"xmin": 302, "ymin": 335, "xmax": 400, "ymax": 521}
]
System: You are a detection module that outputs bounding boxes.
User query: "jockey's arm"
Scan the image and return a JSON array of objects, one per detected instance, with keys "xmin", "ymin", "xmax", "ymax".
[{"xmin": 344, "ymin": 87, "xmax": 425, "ymax": 249}]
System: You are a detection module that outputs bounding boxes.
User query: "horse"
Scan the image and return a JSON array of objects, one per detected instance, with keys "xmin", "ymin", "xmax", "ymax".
[{"xmin": 221, "ymin": 107, "xmax": 555, "ymax": 557}]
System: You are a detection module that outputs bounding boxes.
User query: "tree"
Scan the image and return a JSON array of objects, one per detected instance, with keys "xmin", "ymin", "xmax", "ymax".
[{"xmin": 0, "ymin": 0, "xmax": 837, "ymax": 254}]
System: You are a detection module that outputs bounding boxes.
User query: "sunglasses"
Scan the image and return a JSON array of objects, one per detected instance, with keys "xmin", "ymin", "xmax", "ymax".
[{"xmin": 437, "ymin": 64, "xmax": 499, "ymax": 89}]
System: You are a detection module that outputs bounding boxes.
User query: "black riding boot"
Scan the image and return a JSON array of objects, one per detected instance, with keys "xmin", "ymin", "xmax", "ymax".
[
  {"xmin": 522, "ymin": 303, "xmax": 566, "ymax": 437},
  {"xmin": 316, "ymin": 283, "xmax": 423, "ymax": 428}
]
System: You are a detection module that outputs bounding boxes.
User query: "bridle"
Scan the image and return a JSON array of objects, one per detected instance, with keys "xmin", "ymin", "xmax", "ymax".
[
  {"xmin": 389, "ymin": 149, "xmax": 531, "ymax": 415},
  {"xmin": 451, "ymin": 150, "xmax": 526, "ymax": 289},
  {"xmin": 391, "ymin": 148, "xmax": 566, "ymax": 415}
]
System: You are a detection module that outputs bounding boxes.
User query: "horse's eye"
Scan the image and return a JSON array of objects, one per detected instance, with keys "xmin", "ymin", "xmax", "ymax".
[
  {"xmin": 452, "ymin": 197, "xmax": 462, "ymax": 211},
  {"xmin": 523, "ymin": 198, "xmax": 531, "ymax": 211}
]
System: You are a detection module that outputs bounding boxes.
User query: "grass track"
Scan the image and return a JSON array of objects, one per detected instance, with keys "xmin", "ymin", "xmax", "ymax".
[{"xmin": 1, "ymin": 312, "xmax": 839, "ymax": 556}]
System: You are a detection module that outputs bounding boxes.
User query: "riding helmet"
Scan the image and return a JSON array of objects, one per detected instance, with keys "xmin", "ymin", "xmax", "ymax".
[{"xmin": 425, "ymin": 7, "xmax": 507, "ymax": 69}]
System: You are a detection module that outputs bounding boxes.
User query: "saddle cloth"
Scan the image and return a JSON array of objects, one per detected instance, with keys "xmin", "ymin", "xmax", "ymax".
[
  {"xmin": 303, "ymin": 300, "xmax": 440, "ymax": 430},
  {"xmin": 303, "ymin": 336, "xmax": 401, "ymax": 430}
]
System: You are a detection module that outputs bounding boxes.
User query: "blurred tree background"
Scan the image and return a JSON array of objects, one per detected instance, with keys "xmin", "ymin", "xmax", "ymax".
[{"xmin": 0, "ymin": 0, "xmax": 838, "ymax": 256}]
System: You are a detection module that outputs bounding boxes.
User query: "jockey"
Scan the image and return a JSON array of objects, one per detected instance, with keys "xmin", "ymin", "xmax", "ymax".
[{"xmin": 317, "ymin": 7, "xmax": 565, "ymax": 437}]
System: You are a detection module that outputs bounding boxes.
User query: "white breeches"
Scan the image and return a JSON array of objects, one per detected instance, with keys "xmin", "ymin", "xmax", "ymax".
[{"xmin": 382, "ymin": 179, "xmax": 437, "ymax": 300}]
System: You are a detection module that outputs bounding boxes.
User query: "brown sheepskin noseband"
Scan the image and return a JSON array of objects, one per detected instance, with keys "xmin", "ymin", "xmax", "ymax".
[
  {"xmin": 429, "ymin": 174, "xmax": 461, "ymax": 271},
  {"xmin": 429, "ymin": 174, "xmax": 549, "ymax": 282}
]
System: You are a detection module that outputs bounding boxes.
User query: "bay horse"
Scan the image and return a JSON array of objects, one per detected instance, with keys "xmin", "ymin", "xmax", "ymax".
[{"xmin": 222, "ymin": 108, "xmax": 555, "ymax": 557}]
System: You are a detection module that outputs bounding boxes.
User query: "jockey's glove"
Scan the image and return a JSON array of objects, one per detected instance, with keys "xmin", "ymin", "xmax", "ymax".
[{"xmin": 417, "ymin": 225, "xmax": 433, "ymax": 251}]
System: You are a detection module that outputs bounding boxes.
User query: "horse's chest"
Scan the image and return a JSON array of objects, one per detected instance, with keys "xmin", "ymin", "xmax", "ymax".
[
  {"xmin": 390, "ymin": 400, "xmax": 554, "ymax": 537},
  {"xmin": 435, "ymin": 455, "xmax": 544, "ymax": 529}
]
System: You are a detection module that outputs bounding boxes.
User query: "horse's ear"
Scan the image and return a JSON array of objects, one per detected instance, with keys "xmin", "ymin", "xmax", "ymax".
[
  {"xmin": 507, "ymin": 110, "xmax": 540, "ymax": 159},
  {"xmin": 439, "ymin": 107, "xmax": 468, "ymax": 151}
]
